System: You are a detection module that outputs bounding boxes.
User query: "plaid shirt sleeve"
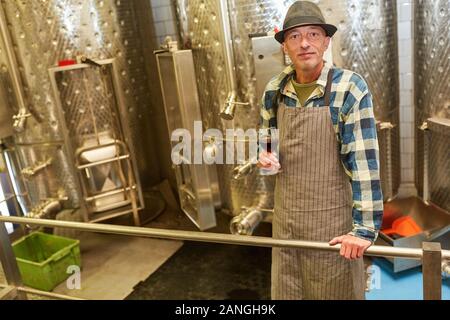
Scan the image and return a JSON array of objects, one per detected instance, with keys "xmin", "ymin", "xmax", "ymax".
[
  {"xmin": 340, "ymin": 76, "xmax": 384, "ymax": 243},
  {"xmin": 260, "ymin": 89, "xmax": 278, "ymax": 130}
]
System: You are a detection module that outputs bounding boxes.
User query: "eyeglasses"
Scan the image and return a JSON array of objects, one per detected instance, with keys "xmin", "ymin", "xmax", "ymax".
[{"xmin": 286, "ymin": 31, "xmax": 324, "ymax": 43}]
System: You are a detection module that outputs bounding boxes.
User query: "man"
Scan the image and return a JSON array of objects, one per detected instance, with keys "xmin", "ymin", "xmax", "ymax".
[{"xmin": 258, "ymin": 1, "xmax": 383, "ymax": 300}]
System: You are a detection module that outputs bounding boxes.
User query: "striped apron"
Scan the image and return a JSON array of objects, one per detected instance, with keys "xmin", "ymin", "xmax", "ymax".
[{"xmin": 271, "ymin": 69, "xmax": 365, "ymax": 300}]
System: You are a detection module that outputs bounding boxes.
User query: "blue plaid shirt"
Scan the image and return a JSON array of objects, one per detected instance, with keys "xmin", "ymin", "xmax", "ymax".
[{"xmin": 260, "ymin": 64, "xmax": 383, "ymax": 242}]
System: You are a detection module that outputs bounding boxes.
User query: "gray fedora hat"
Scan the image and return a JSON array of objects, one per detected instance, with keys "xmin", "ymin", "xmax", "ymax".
[{"xmin": 274, "ymin": 1, "xmax": 337, "ymax": 43}]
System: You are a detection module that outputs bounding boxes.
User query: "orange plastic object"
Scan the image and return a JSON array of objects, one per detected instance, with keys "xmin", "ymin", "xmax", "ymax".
[
  {"xmin": 381, "ymin": 206, "xmax": 402, "ymax": 229},
  {"xmin": 382, "ymin": 216, "xmax": 422, "ymax": 237}
]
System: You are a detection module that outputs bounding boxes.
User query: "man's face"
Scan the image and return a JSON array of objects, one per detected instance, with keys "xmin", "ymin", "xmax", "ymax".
[{"xmin": 282, "ymin": 25, "xmax": 330, "ymax": 72}]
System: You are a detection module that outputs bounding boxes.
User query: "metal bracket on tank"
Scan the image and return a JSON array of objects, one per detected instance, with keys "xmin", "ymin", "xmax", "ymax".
[
  {"xmin": 47, "ymin": 58, "xmax": 145, "ymax": 225},
  {"xmin": 78, "ymin": 56, "xmax": 103, "ymax": 68},
  {"xmin": 377, "ymin": 121, "xmax": 396, "ymax": 201},
  {"xmin": 154, "ymin": 36, "xmax": 179, "ymax": 55},
  {"xmin": 155, "ymin": 49, "xmax": 219, "ymax": 230},
  {"xmin": 21, "ymin": 157, "xmax": 53, "ymax": 179},
  {"xmin": 77, "ymin": 56, "xmax": 108, "ymax": 75}
]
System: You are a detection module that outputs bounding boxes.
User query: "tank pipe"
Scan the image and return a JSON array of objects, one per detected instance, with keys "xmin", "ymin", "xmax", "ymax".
[
  {"xmin": 217, "ymin": 0, "xmax": 249, "ymax": 120},
  {"xmin": 377, "ymin": 122, "xmax": 395, "ymax": 200},
  {"xmin": 419, "ymin": 122, "xmax": 430, "ymax": 204},
  {"xmin": 3, "ymin": 216, "xmax": 449, "ymax": 261},
  {"xmin": 0, "ymin": 5, "xmax": 31, "ymax": 132},
  {"xmin": 21, "ymin": 157, "xmax": 53, "ymax": 178},
  {"xmin": 25, "ymin": 198, "xmax": 63, "ymax": 231},
  {"xmin": 0, "ymin": 284, "xmax": 85, "ymax": 300},
  {"xmin": 230, "ymin": 207, "xmax": 266, "ymax": 235},
  {"xmin": 230, "ymin": 192, "xmax": 272, "ymax": 235},
  {"xmin": 28, "ymin": 199, "xmax": 62, "ymax": 220}
]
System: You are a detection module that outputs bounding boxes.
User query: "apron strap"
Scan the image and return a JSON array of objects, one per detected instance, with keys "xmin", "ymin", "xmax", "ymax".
[{"xmin": 323, "ymin": 69, "xmax": 334, "ymax": 106}]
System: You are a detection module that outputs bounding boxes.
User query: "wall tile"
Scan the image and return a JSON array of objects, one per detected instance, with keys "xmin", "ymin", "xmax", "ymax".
[
  {"xmin": 399, "ymin": 39, "xmax": 412, "ymax": 57},
  {"xmin": 399, "ymin": 55, "xmax": 412, "ymax": 74},
  {"xmin": 401, "ymin": 138, "xmax": 414, "ymax": 154},
  {"xmin": 400, "ymin": 122, "xmax": 413, "ymax": 138},
  {"xmin": 400, "ymin": 73, "xmax": 413, "ymax": 90},
  {"xmin": 154, "ymin": 21, "xmax": 166, "ymax": 37},
  {"xmin": 150, "ymin": 0, "xmax": 167, "ymax": 8},
  {"xmin": 165, "ymin": 21, "xmax": 176, "ymax": 35},
  {"xmin": 401, "ymin": 152, "xmax": 414, "ymax": 169},
  {"xmin": 153, "ymin": 6, "xmax": 172, "ymax": 22},
  {"xmin": 400, "ymin": 90, "xmax": 413, "ymax": 107},
  {"xmin": 399, "ymin": 3, "xmax": 412, "ymax": 22},
  {"xmin": 402, "ymin": 168, "xmax": 414, "ymax": 182},
  {"xmin": 398, "ymin": 21, "xmax": 412, "ymax": 40}
]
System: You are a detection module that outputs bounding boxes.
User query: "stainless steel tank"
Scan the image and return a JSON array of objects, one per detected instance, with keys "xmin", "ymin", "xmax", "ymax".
[
  {"xmin": 415, "ymin": 0, "xmax": 450, "ymax": 212},
  {"xmin": 0, "ymin": 0, "xmax": 162, "ymax": 217},
  {"xmin": 174, "ymin": 0, "xmax": 400, "ymax": 216},
  {"xmin": 0, "ymin": 33, "xmax": 14, "ymax": 139}
]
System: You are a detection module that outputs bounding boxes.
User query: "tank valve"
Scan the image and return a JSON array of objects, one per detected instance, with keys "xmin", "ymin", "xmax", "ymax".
[
  {"xmin": 12, "ymin": 111, "xmax": 31, "ymax": 132},
  {"xmin": 230, "ymin": 207, "xmax": 266, "ymax": 236},
  {"xmin": 232, "ymin": 159, "xmax": 257, "ymax": 180},
  {"xmin": 21, "ymin": 157, "xmax": 53, "ymax": 178},
  {"xmin": 219, "ymin": 91, "xmax": 250, "ymax": 120}
]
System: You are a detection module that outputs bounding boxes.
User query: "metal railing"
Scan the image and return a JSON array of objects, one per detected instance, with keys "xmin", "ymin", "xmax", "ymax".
[
  {"xmin": 0, "ymin": 284, "xmax": 84, "ymax": 300},
  {"xmin": 0, "ymin": 215, "xmax": 448, "ymax": 300}
]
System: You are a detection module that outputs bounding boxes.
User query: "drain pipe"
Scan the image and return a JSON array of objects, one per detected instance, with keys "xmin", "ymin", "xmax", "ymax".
[
  {"xmin": 21, "ymin": 157, "xmax": 53, "ymax": 178},
  {"xmin": 217, "ymin": 0, "xmax": 249, "ymax": 120},
  {"xmin": 25, "ymin": 198, "xmax": 63, "ymax": 231},
  {"xmin": 26, "ymin": 189, "xmax": 68, "ymax": 229},
  {"xmin": 28, "ymin": 199, "xmax": 62, "ymax": 220},
  {"xmin": 0, "ymin": 5, "xmax": 31, "ymax": 132}
]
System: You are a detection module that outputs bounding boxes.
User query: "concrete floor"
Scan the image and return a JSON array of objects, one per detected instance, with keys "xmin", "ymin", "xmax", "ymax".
[
  {"xmin": 52, "ymin": 231, "xmax": 183, "ymax": 300},
  {"xmin": 127, "ymin": 240, "xmax": 272, "ymax": 300},
  {"xmin": 126, "ymin": 205, "xmax": 273, "ymax": 299}
]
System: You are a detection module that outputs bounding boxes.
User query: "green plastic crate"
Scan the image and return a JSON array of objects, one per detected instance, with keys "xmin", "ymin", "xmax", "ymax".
[{"xmin": 12, "ymin": 231, "xmax": 81, "ymax": 291}]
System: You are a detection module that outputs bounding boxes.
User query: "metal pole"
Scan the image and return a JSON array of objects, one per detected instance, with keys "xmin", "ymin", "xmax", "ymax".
[
  {"xmin": 423, "ymin": 129, "xmax": 430, "ymax": 204},
  {"xmin": 0, "ymin": 284, "xmax": 85, "ymax": 300},
  {"xmin": 76, "ymin": 155, "xmax": 130, "ymax": 169},
  {"xmin": 378, "ymin": 122, "xmax": 395, "ymax": 201},
  {"xmin": 217, "ymin": 0, "xmax": 249, "ymax": 120},
  {"xmin": 386, "ymin": 127, "xmax": 394, "ymax": 200},
  {"xmin": 422, "ymin": 242, "xmax": 442, "ymax": 300},
  {"xmin": 17, "ymin": 286, "xmax": 84, "ymax": 300},
  {"xmin": 1, "ymin": 216, "xmax": 449, "ymax": 261},
  {"xmin": 0, "ymin": 222, "xmax": 26, "ymax": 299},
  {"xmin": 0, "ymin": 4, "xmax": 31, "ymax": 132}
]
